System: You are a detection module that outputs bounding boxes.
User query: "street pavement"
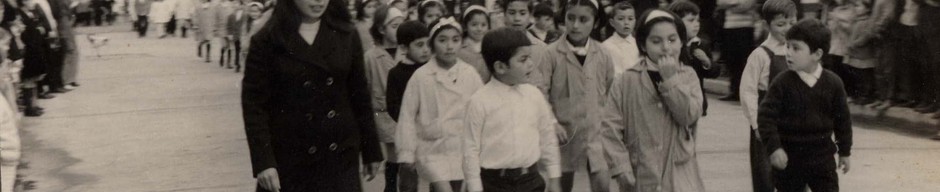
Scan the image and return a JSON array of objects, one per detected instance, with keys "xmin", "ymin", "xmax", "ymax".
[{"xmin": 11, "ymin": 26, "xmax": 940, "ymax": 192}]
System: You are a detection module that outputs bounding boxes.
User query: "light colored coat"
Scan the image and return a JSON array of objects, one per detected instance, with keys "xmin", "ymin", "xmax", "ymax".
[
  {"xmin": 456, "ymin": 39, "xmax": 490, "ymax": 83},
  {"xmin": 395, "ymin": 59, "xmax": 484, "ymax": 182},
  {"xmin": 175, "ymin": 0, "xmax": 197, "ymax": 20},
  {"xmin": 0, "ymin": 94, "xmax": 19, "ymax": 192},
  {"xmin": 535, "ymin": 37, "xmax": 615, "ymax": 172},
  {"xmin": 363, "ymin": 47, "xmax": 400, "ymax": 143},
  {"xmin": 603, "ymin": 59, "xmax": 705, "ymax": 192},
  {"xmin": 193, "ymin": 1, "xmax": 219, "ymax": 42},
  {"xmin": 149, "ymin": 0, "xmax": 177, "ymax": 23}
]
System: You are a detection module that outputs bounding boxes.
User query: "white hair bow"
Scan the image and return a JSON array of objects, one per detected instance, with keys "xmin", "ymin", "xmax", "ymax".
[{"xmin": 430, "ymin": 17, "xmax": 463, "ymax": 37}]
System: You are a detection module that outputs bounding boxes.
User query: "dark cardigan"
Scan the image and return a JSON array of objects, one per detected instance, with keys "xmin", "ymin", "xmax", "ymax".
[{"xmin": 757, "ymin": 70, "xmax": 853, "ymax": 164}]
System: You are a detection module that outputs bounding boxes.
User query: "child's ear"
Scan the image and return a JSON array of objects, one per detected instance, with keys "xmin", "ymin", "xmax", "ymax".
[
  {"xmin": 494, "ymin": 60, "xmax": 508, "ymax": 74},
  {"xmin": 812, "ymin": 48, "xmax": 825, "ymax": 61}
]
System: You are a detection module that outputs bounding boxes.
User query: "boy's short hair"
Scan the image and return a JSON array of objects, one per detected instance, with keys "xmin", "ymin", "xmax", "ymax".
[
  {"xmin": 397, "ymin": 20, "xmax": 430, "ymax": 46},
  {"xmin": 666, "ymin": 0, "xmax": 699, "ymax": 18},
  {"xmin": 482, "ymin": 28, "xmax": 533, "ymax": 74},
  {"xmin": 786, "ymin": 19, "xmax": 830, "ymax": 54},
  {"xmin": 501, "ymin": 0, "xmax": 532, "ymax": 12},
  {"xmin": 761, "ymin": 0, "xmax": 797, "ymax": 23},
  {"xmin": 610, "ymin": 1, "xmax": 634, "ymax": 16},
  {"xmin": 533, "ymin": 3, "xmax": 554, "ymax": 18}
]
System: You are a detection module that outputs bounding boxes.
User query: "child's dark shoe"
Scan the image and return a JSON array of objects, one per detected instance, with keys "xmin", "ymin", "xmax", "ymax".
[
  {"xmin": 25, "ymin": 107, "xmax": 43, "ymax": 117},
  {"xmin": 914, "ymin": 104, "xmax": 938, "ymax": 113}
]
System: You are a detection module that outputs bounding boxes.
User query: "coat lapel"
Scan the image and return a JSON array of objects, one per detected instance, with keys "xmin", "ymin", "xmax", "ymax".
[{"xmin": 282, "ymin": 26, "xmax": 339, "ymax": 73}]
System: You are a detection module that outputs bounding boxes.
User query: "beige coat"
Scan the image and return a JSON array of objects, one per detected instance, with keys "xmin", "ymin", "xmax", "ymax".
[
  {"xmin": 603, "ymin": 59, "xmax": 705, "ymax": 192},
  {"xmin": 363, "ymin": 47, "xmax": 399, "ymax": 143},
  {"xmin": 535, "ymin": 37, "xmax": 615, "ymax": 172},
  {"xmin": 395, "ymin": 60, "xmax": 484, "ymax": 182}
]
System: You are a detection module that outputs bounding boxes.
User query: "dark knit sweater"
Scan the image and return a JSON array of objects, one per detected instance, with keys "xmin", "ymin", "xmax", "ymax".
[
  {"xmin": 757, "ymin": 70, "xmax": 853, "ymax": 162},
  {"xmin": 386, "ymin": 61, "xmax": 426, "ymax": 121}
]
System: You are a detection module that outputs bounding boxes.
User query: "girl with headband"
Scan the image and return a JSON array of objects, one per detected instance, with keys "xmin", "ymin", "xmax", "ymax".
[
  {"xmin": 534, "ymin": 0, "xmax": 616, "ymax": 191},
  {"xmin": 355, "ymin": 0, "xmax": 380, "ymax": 49},
  {"xmin": 241, "ymin": 0, "xmax": 384, "ymax": 190},
  {"xmin": 418, "ymin": 0, "xmax": 449, "ymax": 25},
  {"xmin": 602, "ymin": 9, "xmax": 706, "ymax": 192},
  {"xmin": 457, "ymin": 5, "xmax": 491, "ymax": 83},
  {"xmin": 364, "ymin": 6, "xmax": 406, "ymax": 186},
  {"xmin": 395, "ymin": 17, "xmax": 484, "ymax": 192}
]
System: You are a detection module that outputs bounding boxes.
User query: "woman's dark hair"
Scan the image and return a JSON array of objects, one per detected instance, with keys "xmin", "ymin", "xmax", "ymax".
[
  {"xmin": 561, "ymin": 0, "xmax": 605, "ymax": 40},
  {"xmin": 418, "ymin": 0, "xmax": 449, "ymax": 23},
  {"xmin": 356, "ymin": 0, "xmax": 378, "ymax": 21},
  {"xmin": 460, "ymin": 8, "xmax": 489, "ymax": 38},
  {"xmin": 370, "ymin": 5, "xmax": 396, "ymax": 44},
  {"xmin": 634, "ymin": 9, "xmax": 688, "ymax": 57},
  {"xmin": 263, "ymin": 0, "xmax": 354, "ymax": 36},
  {"xmin": 1, "ymin": 0, "xmax": 17, "ymax": 27}
]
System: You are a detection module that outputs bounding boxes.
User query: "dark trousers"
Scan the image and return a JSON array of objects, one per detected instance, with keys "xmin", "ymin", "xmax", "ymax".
[
  {"xmin": 41, "ymin": 49, "xmax": 65, "ymax": 90},
  {"xmin": 719, "ymin": 27, "xmax": 755, "ymax": 96},
  {"xmin": 166, "ymin": 15, "xmax": 177, "ymax": 35},
  {"xmin": 481, "ymin": 168, "xmax": 545, "ymax": 192},
  {"xmin": 428, "ymin": 180, "xmax": 462, "ymax": 192},
  {"xmin": 383, "ymin": 162, "xmax": 419, "ymax": 192},
  {"xmin": 772, "ymin": 157, "xmax": 839, "ymax": 192},
  {"xmin": 749, "ymin": 129, "xmax": 774, "ymax": 192},
  {"xmin": 880, "ymin": 25, "xmax": 924, "ymax": 101},
  {"xmin": 844, "ymin": 66, "xmax": 876, "ymax": 99},
  {"xmin": 136, "ymin": 15, "xmax": 149, "ymax": 37}
]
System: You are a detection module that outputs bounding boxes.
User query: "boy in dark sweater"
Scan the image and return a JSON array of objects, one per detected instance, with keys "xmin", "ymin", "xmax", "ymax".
[
  {"xmin": 384, "ymin": 20, "xmax": 430, "ymax": 192},
  {"xmin": 758, "ymin": 19, "xmax": 852, "ymax": 192}
]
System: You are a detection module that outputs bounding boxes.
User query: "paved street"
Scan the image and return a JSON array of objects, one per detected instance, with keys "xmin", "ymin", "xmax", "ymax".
[{"xmin": 12, "ymin": 27, "xmax": 940, "ymax": 192}]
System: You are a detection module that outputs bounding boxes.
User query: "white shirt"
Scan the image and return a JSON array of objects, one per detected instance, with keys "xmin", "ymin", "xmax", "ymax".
[
  {"xmin": 395, "ymin": 59, "xmax": 484, "ymax": 182},
  {"xmin": 566, "ymin": 38, "xmax": 590, "ymax": 56},
  {"xmin": 796, "ymin": 63, "xmax": 824, "ymax": 87},
  {"xmin": 740, "ymin": 36, "xmax": 786, "ymax": 129},
  {"xmin": 601, "ymin": 34, "xmax": 640, "ymax": 76},
  {"xmin": 463, "ymin": 79, "xmax": 562, "ymax": 192}
]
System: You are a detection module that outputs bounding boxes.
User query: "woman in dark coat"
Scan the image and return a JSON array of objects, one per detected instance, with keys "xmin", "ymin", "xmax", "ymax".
[{"xmin": 241, "ymin": 0, "xmax": 384, "ymax": 191}]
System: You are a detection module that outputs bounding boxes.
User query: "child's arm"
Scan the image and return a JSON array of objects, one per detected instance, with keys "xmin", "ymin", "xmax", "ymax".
[
  {"xmin": 462, "ymin": 99, "xmax": 486, "ymax": 192},
  {"xmin": 600, "ymin": 75, "xmax": 634, "ymax": 177},
  {"xmin": 831, "ymin": 76, "xmax": 853, "ymax": 158},
  {"xmin": 740, "ymin": 49, "xmax": 768, "ymax": 129},
  {"xmin": 535, "ymin": 91, "xmax": 562, "ymax": 181},
  {"xmin": 658, "ymin": 62, "xmax": 704, "ymax": 127},
  {"xmin": 848, "ymin": 20, "xmax": 876, "ymax": 48},
  {"xmin": 394, "ymin": 76, "xmax": 422, "ymax": 164},
  {"xmin": 533, "ymin": 46, "xmax": 554, "ymax": 96},
  {"xmin": 386, "ymin": 70, "xmax": 403, "ymax": 122},
  {"xmin": 757, "ymin": 76, "xmax": 786, "ymax": 156}
]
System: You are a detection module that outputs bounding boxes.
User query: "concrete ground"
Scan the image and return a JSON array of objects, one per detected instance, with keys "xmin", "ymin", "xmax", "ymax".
[{"xmin": 10, "ymin": 26, "xmax": 940, "ymax": 192}]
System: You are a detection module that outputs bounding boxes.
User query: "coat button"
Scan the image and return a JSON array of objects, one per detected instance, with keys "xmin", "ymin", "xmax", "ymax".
[
  {"xmin": 327, "ymin": 110, "xmax": 337, "ymax": 118},
  {"xmin": 325, "ymin": 77, "xmax": 334, "ymax": 86},
  {"xmin": 303, "ymin": 81, "xmax": 313, "ymax": 88},
  {"xmin": 329, "ymin": 143, "xmax": 338, "ymax": 151},
  {"xmin": 305, "ymin": 113, "xmax": 314, "ymax": 121},
  {"xmin": 307, "ymin": 146, "xmax": 317, "ymax": 154}
]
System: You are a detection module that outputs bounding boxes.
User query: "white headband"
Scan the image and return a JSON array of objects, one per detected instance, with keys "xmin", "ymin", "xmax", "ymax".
[
  {"xmin": 420, "ymin": 0, "xmax": 443, "ymax": 8},
  {"xmin": 385, "ymin": 8, "xmax": 406, "ymax": 25},
  {"xmin": 644, "ymin": 10, "xmax": 674, "ymax": 24},
  {"xmin": 430, "ymin": 17, "xmax": 463, "ymax": 37},
  {"xmin": 569, "ymin": 0, "xmax": 599, "ymax": 10},
  {"xmin": 462, "ymin": 5, "xmax": 489, "ymax": 21}
]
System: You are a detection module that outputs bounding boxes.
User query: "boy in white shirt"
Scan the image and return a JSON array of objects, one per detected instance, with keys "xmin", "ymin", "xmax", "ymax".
[{"xmin": 463, "ymin": 28, "xmax": 562, "ymax": 192}]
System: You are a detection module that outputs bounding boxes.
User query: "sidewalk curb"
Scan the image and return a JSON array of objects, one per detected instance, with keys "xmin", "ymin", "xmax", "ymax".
[{"xmin": 702, "ymin": 79, "xmax": 940, "ymax": 127}]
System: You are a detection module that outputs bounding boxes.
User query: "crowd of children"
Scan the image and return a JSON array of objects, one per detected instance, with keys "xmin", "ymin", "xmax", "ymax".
[{"xmin": 333, "ymin": 0, "xmax": 868, "ymax": 191}]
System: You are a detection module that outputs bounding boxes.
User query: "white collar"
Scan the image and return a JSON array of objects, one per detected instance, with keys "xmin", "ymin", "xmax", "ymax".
[
  {"xmin": 566, "ymin": 38, "xmax": 591, "ymax": 56},
  {"xmin": 795, "ymin": 63, "xmax": 824, "ymax": 86}
]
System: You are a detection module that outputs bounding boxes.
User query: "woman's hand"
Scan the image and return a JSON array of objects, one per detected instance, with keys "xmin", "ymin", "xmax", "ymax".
[
  {"xmin": 770, "ymin": 149, "xmax": 788, "ymax": 170},
  {"xmin": 364, "ymin": 162, "xmax": 382, "ymax": 181},
  {"xmin": 257, "ymin": 168, "xmax": 280, "ymax": 192}
]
